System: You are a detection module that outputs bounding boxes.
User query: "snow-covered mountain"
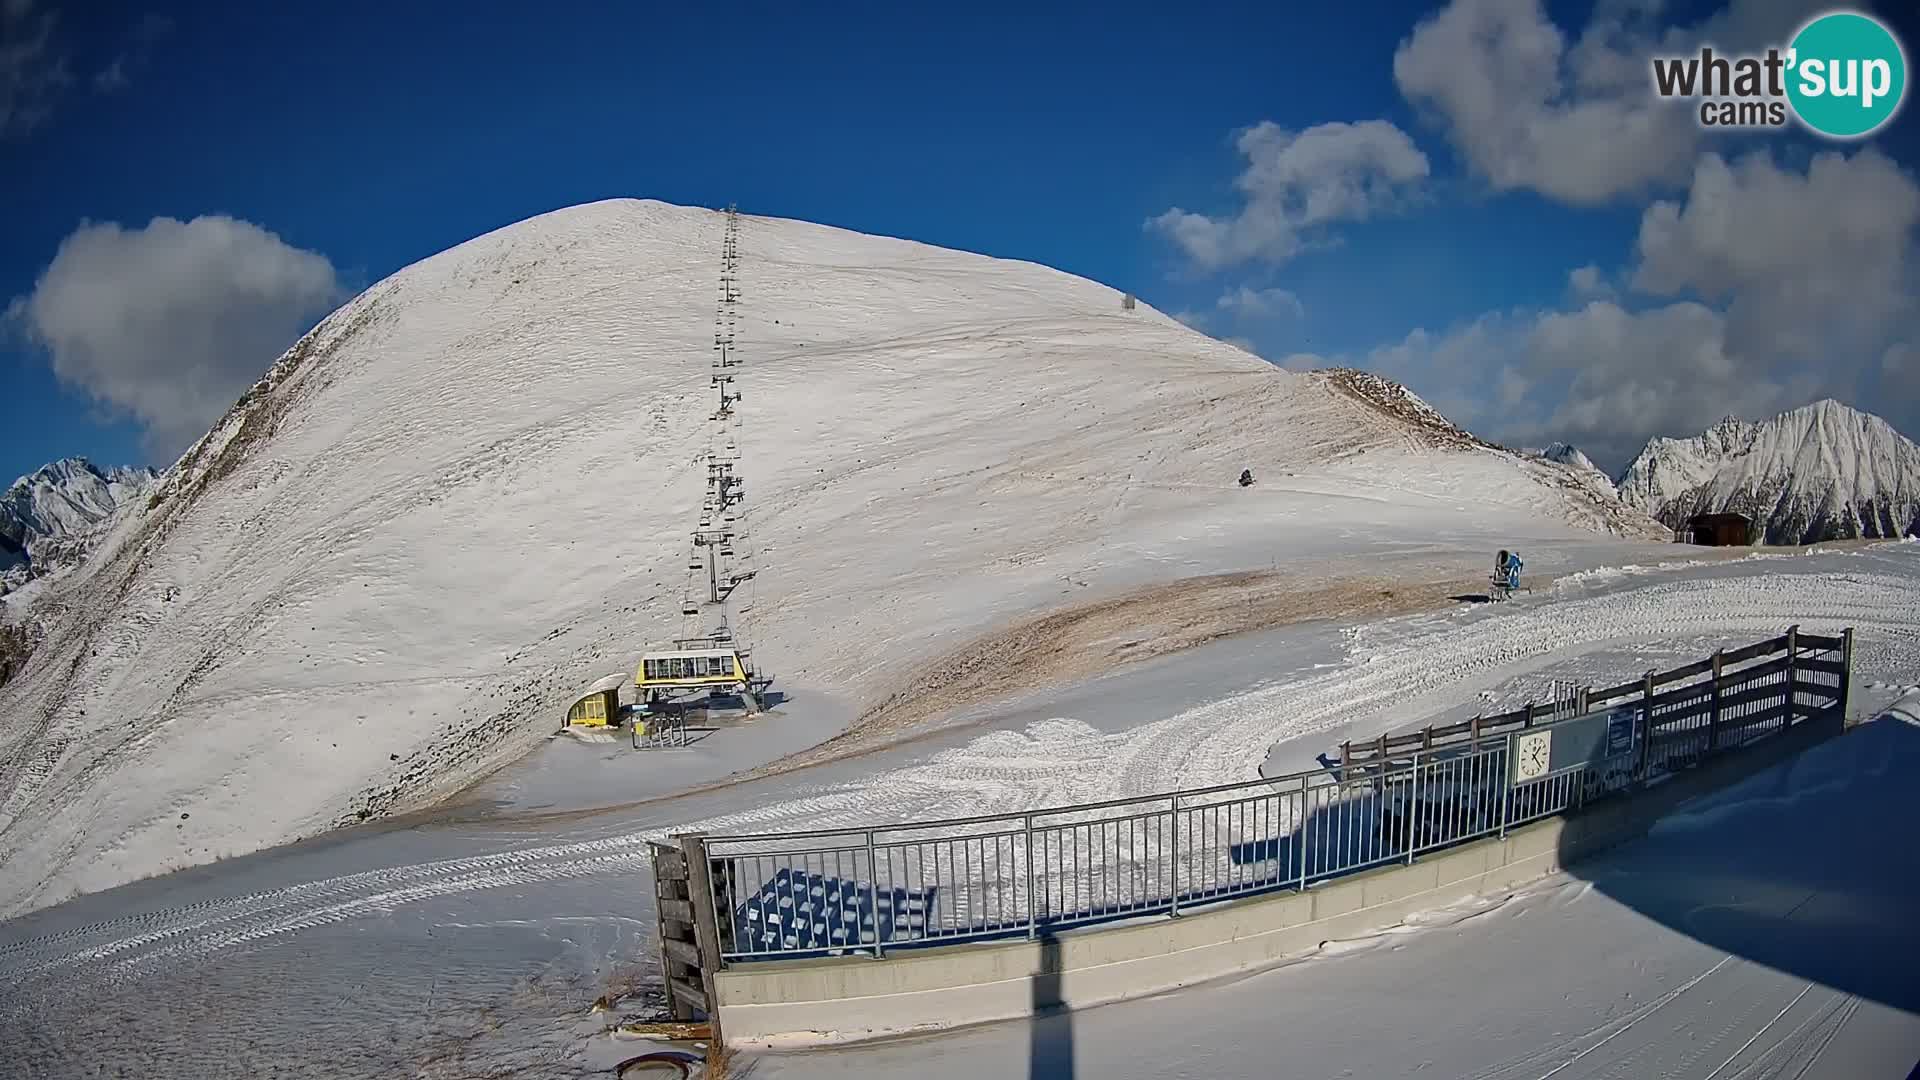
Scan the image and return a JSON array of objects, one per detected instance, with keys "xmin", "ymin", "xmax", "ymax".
[
  {"xmin": 0, "ymin": 458, "xmax": 158, "ymax": 591},
  {"xmin": 1537, "ymin": 442, "xmax": 1618, "ymax": 496},
  {"xmin": 0, "ymin": 199, "xmax": 1666, "ymax": 915},
  {"xmin": 1617, "ymin": 400, "xmax": 1920, "ymax": 545},
  {"xmin": 1540, "ymin": 443, "xmax": 1606, "ymax": 484},
  {"xmin": 1509, "ymin": 441, "xmax": 1652, "ymax": 538}
]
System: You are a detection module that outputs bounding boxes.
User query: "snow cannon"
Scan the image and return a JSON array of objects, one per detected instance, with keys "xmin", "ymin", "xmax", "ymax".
[{"xmin": 1490, "ymin": 550, "xmax": 1526, "ymax": 601}]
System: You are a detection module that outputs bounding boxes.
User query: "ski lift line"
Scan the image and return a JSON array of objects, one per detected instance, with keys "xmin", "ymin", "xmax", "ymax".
[{"xmin": 654, "ymin": 206, "xmax": 761, "ymax": 674}]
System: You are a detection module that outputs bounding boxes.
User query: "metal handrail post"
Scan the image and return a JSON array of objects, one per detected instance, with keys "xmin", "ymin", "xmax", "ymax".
[
  {"xmin": 1024, "ymin": 814, "xmax": 1037, "ymax": 941},
  {"xmin": 1405, "ymin": 751, "xmax": 1419, "ymax": 864},
  {"xmin": 1296, "ymin": 782, "xmax": 1310, "ymax": 892},
  {"xmin": 865, "ymin": 830, "xmax": 884, "ymax": 958},
  {"xmin": 1169, "ymin": 795, "xmax": 1182, "ymax": 918},
  {"xmin": 1497, "ymin": 742, "xmax": 1511, "ymax": 839}
]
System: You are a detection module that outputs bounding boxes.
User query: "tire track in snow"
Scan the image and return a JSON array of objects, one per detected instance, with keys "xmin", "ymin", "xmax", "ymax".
[
  {"xmin": 3, "ymin": 565, "xmax": 1915, "ymax": 987},
  {"xmin": 0, "ymin": 837, "xmax": 661, "ymax": 980},
  {"xmin": 1105, "ymin": 571, "xmax": 1918, "ymax": 806},
  {"xmin": 674, "ymin": 570, "xmax": 1919, "ymax": 837},
  {"xmin": 0, "ymin": 733, "xmax": 70, "ymax": 834}
]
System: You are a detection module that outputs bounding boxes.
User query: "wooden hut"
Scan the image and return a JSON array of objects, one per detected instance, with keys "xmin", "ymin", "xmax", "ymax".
[
  {"xmin": 565, "ymin": 672, "xmax": 627, "ymax": 728},
  {"xmin": 1687, "ymin": 512, "xmax": 1754, "ymax": 546}
]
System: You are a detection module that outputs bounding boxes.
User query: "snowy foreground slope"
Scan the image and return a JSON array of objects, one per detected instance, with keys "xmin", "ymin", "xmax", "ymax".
[
  {"xmin": 754, "ymin": 699, "xmax": 1920, "ymax": 1080},
  {"xmin": 2, "ymin": 548, "xmax": 1913, "ymax": 1080},
  {"xmin": 0, "ymin": 199, "xmax": 1658, "ymax": 916},
  {"xmin": 1618, "ymin": 400, "xmax": 1920, "ymax": 544}
]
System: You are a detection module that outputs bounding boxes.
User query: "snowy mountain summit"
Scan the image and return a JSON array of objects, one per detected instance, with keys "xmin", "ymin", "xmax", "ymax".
[
  {"xmin": 1, "ymin": 458, "xmax": 158, "ymax": 591},
  {"xmin": 1537, "ymin": 442, "xmax": 1617, "ymax": 495},
  {"xmin": 1616, "ymin": 400, "xmax": 1920, "ymax": 545},
  {"xmin": 1498, "ymin": 440, "xmax": 1663, "ymax": 540},
  {"xmin": 1541, "ymin": 442, "xmax": 1602, "ymax": 478},
  {"xmin": 0, "ymin": 199, "xmax": 1666, "ymax": 915}
]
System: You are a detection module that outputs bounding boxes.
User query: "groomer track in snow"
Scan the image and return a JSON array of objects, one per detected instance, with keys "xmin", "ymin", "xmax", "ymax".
[{"xmin": 3, "ymin": 547, "xmax": 1914, "ymax": 994}]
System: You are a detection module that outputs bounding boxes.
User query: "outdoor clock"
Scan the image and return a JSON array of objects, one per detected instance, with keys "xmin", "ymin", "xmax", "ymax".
[{"xmin": 1513, "ymin": 730, "xmax": 1553, "ymax": 783}]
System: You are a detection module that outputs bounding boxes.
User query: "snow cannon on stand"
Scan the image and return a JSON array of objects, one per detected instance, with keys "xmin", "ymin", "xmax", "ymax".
[{"xmin": 1489, "ymin": 549, "xmax": 1528, "ymax": 602}]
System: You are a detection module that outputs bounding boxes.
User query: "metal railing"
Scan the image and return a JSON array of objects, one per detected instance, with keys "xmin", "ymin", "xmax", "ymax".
[{"xmin": 679, "ymin": 626, "xmax": 1851, "ymax": 964}]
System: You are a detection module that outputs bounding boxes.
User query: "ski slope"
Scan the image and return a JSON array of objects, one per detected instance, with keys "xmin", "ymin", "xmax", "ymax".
[
  {"xmin": 665, "ymin": 552, "xmax": 1920, "ymax": 840},
  {"xmin": 0, "ymin": 200, "xmax": 1657, "ymax": 917},
  {"xmin": 1, "ymin": 546, "xmax": 1916, "ymax": 1079}
]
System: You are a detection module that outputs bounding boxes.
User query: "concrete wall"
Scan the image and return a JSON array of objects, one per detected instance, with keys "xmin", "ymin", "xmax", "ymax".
[{"xmin": 714, "ymin": 707, "xmax": 1846, "ymax": 1048}]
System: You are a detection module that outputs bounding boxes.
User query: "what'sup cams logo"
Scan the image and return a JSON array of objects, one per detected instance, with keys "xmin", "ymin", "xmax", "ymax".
[{"xmin": 1652, "ymin": 10, "xmax": 1907, "ymax": 137}]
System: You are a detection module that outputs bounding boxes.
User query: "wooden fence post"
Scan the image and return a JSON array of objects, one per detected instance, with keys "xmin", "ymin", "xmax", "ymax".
[
  {"xmin": 1707, "ymin": 650, "xmax": 1724, "ymax": 753},
  {"xmin": 1840, "ymin": 627, "xmax": 1854, "ymax": 722},
  {"xmin": 1784, "ymin": 624, "xmax": 1799, "ymax": 727},
  {"xmin": 1636, "ymin": 671, "xmax": 1655, "ymax": 779},
  {"xmin": 678, "ymin": 833, "xmax": 725, "ymax": 1042},
  {"xmin": 649, "ymin": 842, "xmax": 699, "ymax": 1023}
]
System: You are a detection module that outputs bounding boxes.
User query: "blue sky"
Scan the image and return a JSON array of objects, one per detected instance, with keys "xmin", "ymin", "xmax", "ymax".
[{"xmin": 4, "ymin": 0, "xmax": 1917, "ymax": 483}]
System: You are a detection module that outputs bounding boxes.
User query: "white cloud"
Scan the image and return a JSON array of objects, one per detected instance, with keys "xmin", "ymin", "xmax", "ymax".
[
  {"xmin": 3, "ymin": 6, "xmax": 170, "ymax": 130},
  {"xmin": 1347, "ymin": 293, "xmax": 1898, "ymax": 470},
  {"xmin": 1, "ymin": 0, "xmax": 69, "ymax": 138},
  {"xmin": 1359, "ymin": 311, "xmax": 1539, "ymax": 439},
  {"xmin": 91, "ymin": 12, "xmax": 169, "ymax": 95},
  {"xmin": 1392, "ymin": 0, "xmax": 1818, "ymax": 205},
  {"xmin": 1567, "ymin": 263, "xmax": 1616, "ymax": 301},
  {"xmin": 1883, "ymin": 343, "xmax": 1920, "ymax": 405},
  {"xmin": 1525, "ymin": 301, "xmax": 1764, "ymax": 456},
  {"xmin": 1317, "ymin": 141, "xmax": 1920, "ymax": 468},
  {"xmin": 91, "ymin": 57, "xmax": 125, "ymax": 93},
  {"xmin": 1887, "ymin": 344, "xmax": 1917, "ymax": 377},
  {"xmin": 1633, "ymin": 148, "xmax": 1920, "ymax": 361},
  {"xmin": 1148, "ymin": 120, "xmax": 1429, "ymax": 269},
  {"xmin": 1350, "ymin": 301, "xmax": 1774, "ymax": 468},
  {"xmin": 10, "ymin": 216, "xmax": 345, "ymax": 460},
  {"xmin": 1216, "ymin": 285, "xmax": 1305, "ymax": 320}
]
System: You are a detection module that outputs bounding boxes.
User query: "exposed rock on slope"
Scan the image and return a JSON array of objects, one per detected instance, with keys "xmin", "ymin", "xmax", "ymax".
[
  {"xmin": 1318, "ymin": 368, "xmax": 1493, "ymax": 452},
  {"xmin": 1321, "ymin": 373, "xmax": 1665, "ymax": 541},
  {"xmin": 1617, "ymin": 400, "xmax": 1920, "ymax": 545}
]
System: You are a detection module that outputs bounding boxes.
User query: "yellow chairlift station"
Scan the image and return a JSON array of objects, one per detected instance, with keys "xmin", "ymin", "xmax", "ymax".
[{"xmin": 635, "ymin": 644, "xmax": 751, "ymax": 696}]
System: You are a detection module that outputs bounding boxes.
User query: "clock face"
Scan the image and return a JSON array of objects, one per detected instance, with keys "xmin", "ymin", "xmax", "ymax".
[{"xmin": 1514, "ymin": 731, "xmax": 1552, "ymax": 782}]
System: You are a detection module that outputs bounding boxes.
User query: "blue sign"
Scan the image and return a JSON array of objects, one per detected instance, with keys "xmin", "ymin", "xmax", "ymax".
[{"xmin": 1606, "ymin": 707, "xmax": 1637, "ymax": 757}]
